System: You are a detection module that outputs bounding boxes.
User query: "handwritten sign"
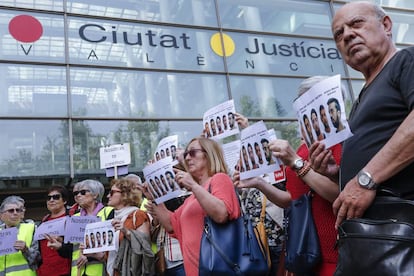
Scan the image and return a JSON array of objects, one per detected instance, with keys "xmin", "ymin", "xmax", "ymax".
[
  {"xmin": 64, "ymin": 216, "xmax": 101, "ymax": 243},
  {"xmin": 99, "ymin": 143, "xmax": 131, "ymax": 169},
  {"xmin": 34, "ymin": 216, "xmax": 67, "ymax": 241},
  {"xmin": 0, "ymin": 227, "xmax": 18, "ymax": 256}
]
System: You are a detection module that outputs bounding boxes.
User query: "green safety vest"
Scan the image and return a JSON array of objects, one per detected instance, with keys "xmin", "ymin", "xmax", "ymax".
[
  {"xmin": 71, "ymin": 206, "xmax": 113, "ymax": 276},
  {"xmin": 0, "ymin": 223, "xmax": 36, "ymax": 276}
]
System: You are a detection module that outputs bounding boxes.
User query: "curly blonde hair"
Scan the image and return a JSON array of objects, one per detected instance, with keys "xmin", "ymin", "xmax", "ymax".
[{"xmin": 110, "ymin": 178, "xmax": 142, "ymax": 207}]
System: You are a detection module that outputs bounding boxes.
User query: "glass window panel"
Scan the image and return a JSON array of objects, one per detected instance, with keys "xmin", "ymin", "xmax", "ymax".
[
  {"xmin": 0, "ymin": 64, "xmax": 67, "ymax": 117},
  {"xmin": 218, "ymin": 0, "xmax": 332, "ymax": 37},
  {"xmin": 340, "ymin": 0, "xmax": 414, "ymax": 10},
  {"xmin": 72, "ymin": 120, "xmax": 202, "ymax": 174},
  {"xmin": 231, "ymin": 76, "xmax": 353, "ymax": 119},
  {"xmin": 0, "ymin": 10, "xmax": 65, "ymax": 63},
  {"xmin": 225, "ymin": 32, "xmax": 345, "ymax": 76},
  {"xmin": 70, "ymin": 68, "xmax": 228, "ymax": 118},
  {"xmin": 1, "ymin": 0, "xmax": 63, "ymax": 11},
  {"xmin": 67, "ymin": 0, "xmax": 218, "ymax": 27},
  {"xmin": 0, "ymin": 120, "xmax": 70, "ymax": 178},
  {"xmin": 68, "ymin": 17, "xmax": 225, "ymax": 71}
]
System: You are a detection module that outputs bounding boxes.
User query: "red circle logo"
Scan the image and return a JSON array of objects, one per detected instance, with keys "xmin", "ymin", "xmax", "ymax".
[{"xmin": 9, "ymin": 15, "xmax": 43, "ymax": 43}]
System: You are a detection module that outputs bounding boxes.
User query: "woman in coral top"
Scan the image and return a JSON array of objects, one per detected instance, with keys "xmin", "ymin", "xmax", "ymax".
[
  {"xmin": 269, "ymin": 76, "xmax": 342, "ymax": 276},
  {"xmin": 146, "ymin": 137, "xmax": 241, "ymax": 276}
]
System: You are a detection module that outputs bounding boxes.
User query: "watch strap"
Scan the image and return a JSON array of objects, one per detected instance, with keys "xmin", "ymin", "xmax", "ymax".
[{"xmin": 296, "ymin": 161, "xmax": 311, "ymax": 178}]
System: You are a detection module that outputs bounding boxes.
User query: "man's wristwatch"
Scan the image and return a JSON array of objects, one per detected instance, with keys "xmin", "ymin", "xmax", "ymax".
[
  {"xmin": 357, "ymin": 170, "xmax": 378, "ymax": 190},
  {"xmin": 292, "ymin": 158, "xmax": 311, "ymax": 177}
]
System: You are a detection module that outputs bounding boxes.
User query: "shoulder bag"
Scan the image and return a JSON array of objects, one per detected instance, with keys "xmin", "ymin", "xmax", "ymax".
[
  {"xmin": 284, "ymin": 192, "xmax": 321, "ymax": 274},
  {"xmin": 334, "ymin": 196, "xmax": 414, "ymax": 276},
  {"xmin": 199, "ymin": 186, "xmax": 270, "ymax": 276}
]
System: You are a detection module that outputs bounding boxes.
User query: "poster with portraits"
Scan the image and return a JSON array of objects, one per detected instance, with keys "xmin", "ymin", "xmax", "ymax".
[
  {"xmin": 203, "ymin": 99, "xmax": 239, "ymax": 140},
  {"xmin": 293, "ymin": 74, "xmax": 353, "ymax": 148},
  {"xmin": 154, "ymin": 135, "xmax": 179, "ymax": 164},
  {"xmin": 222, "ymin": 140, "xmax": 242, "ymax": 175},
  {"xmin": 266, "ymin": 129, "xmax": 287, "ymax": 184},
  {"xmin": 83, "ymin": 220, "xmax": 117, "ymax": 254},
  {"xmin": 143, "ymin": 158, "xmax": 185, "ymax": 204},
  {"xmin": 239, "ymin": 121, "xmax": 281, "ymax": 180}
]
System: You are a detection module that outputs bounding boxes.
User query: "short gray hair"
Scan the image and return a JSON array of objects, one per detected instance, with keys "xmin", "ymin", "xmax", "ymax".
[
  {"xmin": 0, "ymin": 195, "xmax": 25, "ymax": 212},
  {"xmin": 124, "ymin": 174, "xmax": 142, "ymax": 185},
  {"xmin": 75, "ymin": 179, "xmax": 105, "ymax": 203}
]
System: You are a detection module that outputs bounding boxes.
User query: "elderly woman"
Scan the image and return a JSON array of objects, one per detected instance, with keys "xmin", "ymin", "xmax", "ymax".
[
  {"xmin": 0, "ymin": 196, "xmax": 37, "ymax": 275},
  {"xmin": 36, "ymin": 185, "xmax": 72, "ymax": 276},
  {"xmin": 71, "ymin": 179, "xmax": 113, "ymax": 276},
  {"xmin": 146, "ymin": 137, "xmax": 241, "ymax": 275},
  {"xmin": 106, "ymin": 178, "xmax": 152, "ymax": 276}
]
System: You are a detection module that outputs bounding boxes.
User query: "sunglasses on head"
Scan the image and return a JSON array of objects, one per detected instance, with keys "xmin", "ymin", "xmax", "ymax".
[
  {"xmin": 47, "ymin": 194, "xmax": 62, "ymax": 201},
  {"xmin": 183, "ymin": 148, "xmax": 206, "ymax": 159},
  {"xmin": 73, "ymin": 189, "xmax": 90, "ymax": 196},
  {"xmin": 3, "ymin": 208, "xmax": 24, "ymax": 214}
]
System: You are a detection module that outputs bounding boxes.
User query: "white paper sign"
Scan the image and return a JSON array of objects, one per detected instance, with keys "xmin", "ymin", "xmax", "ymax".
[
  {"xmin": 240, "ymin": 121, "xmax": 281, "ymax": 180},
  {"xmin": 34, "ymin": 216, "xmax": 67, "ymax": 241},
  {"xmin": 99, "ymin": 143, "xmax": 131, "ymax": 169},
  {"xmin": 203, "ymin": 100, "xmax": 239, "ymax": 140},
  {"xmin": 154, "ymin": 135, "xmax": 179, "ymax": 164},
  {"xmin": 293, "ymin": 74, "xmax": 353, "ymax": 148},
  {"xmin": 222, "ymin": 140, "xmax": 241, "ymax": 175},
  {"xmin": 0, "ymin": 227, "xmax": 18, "ymax": 256},
  {"xmin": 83, "ymin": 220, "xmax": 117, "ymax": 254},
  {"xmin": 143, "ymin": 158, "xmax": 186, "ymax": 204}
]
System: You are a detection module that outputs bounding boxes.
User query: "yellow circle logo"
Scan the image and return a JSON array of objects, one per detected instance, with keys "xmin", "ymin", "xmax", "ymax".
[{"xmin": 210, "ymin": 33, "xmax": 235, "ymax": 57}]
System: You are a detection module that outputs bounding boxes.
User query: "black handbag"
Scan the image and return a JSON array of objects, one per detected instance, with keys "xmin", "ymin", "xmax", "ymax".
[
  {"xmin": 335, "ymin": 196, "xmax": 414, "ymax": 276},
  {"xmin": 199, "ymin": 188, "xmax": 269, "ymax": 276},
  {"xmin": 284, "ymin": 192, "xmax": 321, "ymax": 274}
]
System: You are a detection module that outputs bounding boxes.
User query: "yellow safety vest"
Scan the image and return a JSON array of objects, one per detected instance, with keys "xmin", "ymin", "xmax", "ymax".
[
  {"xmin": 0, "ymin": 223, "xmax": 36, "ymax": 276},
  {"xmin": 71, "ymin": 206, "xmax": 113, "ymax": 276}
]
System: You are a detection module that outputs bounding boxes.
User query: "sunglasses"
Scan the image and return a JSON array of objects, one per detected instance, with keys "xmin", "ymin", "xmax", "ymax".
[
  {"xmin": 109, "ymin": 190, "xmax": 122, "ymax": 196},
  {"xmin": 183, "ymin": 148, "xmax": 206, "ymax": 159},
  {"xmin": 47, "ymin": 194, "xmax": 62, "ymax": 201},
  {"xmin": 73, "ymin": 189, "xmax": 90, "ymax": 196},
  {"xmin": 3, "ymin": 208, "xmax": 24, "ymax": 214}
]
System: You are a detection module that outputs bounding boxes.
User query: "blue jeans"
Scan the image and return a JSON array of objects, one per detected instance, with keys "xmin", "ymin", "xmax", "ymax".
[{"xmin": 164, "ymin": 263, "xmax": 185, "ymax": 276}]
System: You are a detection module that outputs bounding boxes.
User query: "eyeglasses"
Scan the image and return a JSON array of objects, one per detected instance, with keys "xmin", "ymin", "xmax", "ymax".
[
  {"xmin": 183, "ymin": 148, "xmax": 206, "ymax": 159},
  {"xmin": 109, "ymin": 190, "xmax": 122, "ymax": 196},
  {"xmin": 3, "ymin": 208, "xmax": 24, "ymax": 214},
  {"xmin": 47, "ymin": 194, "xmax": 62, "ymax": 201},
  {"xmin": 73, "ymin": 189, "xmax": 90, "ymax": 196}
]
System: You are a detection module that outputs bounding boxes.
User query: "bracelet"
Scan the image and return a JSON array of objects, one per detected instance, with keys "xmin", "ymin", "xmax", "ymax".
[{"xmin": 296, "ymin": 161, "xmax": 311, "ymax": 177}]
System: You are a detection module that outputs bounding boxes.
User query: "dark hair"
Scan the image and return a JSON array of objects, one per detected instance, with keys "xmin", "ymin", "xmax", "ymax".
[
  {"xmin": 311, "ymin": 108, "xmax": 317, "ymax": 117},
  {"xmin": 319, "ymin": 104, "xmax": 325, "ymax": 112},
  {"xmin": 327, "ymin": 98, "xmax": 341, "ymax": 112},
  {"xmin": 48, "ymin": 185, "xmax": 69, "ymax": 202}
]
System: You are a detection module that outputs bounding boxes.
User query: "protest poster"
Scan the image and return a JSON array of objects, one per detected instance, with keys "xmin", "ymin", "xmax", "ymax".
[
  {"xmin": 143, "ymin": 158, "xmax": 186, "ymax": 204},
  {"xmin": 0, "ymin": 227, "xmax": 18, "ymax": 256},
  {"xmin": 203, "ymin": 99, "xmax": 239, "ymax": 140},
  {"xmin": 34, "ymin": 216, "xmax": 67, "ymax": 241},
  {"xmin": 222, "ymin": 140, "xmax": 242, "ymax": 175},
  {"xmin": 154, "ymin": 135, "xmax": 179, "ymax": 164},
  {"xmin": 293, "ymin": 74, "xmax": 353, "ymax": 148},
  {"xmin": 240, "ymin": 121, "xmax": 281, "ymax": 180},
  {"xmin": 83, "ymin": 220, "xmax": 117, "ymax": 254},
  {"xmin": 64, "ymin": 216, "xmax": 101, "ymax": 243}
]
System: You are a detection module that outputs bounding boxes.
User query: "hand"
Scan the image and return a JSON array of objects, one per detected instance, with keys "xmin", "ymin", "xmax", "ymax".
[
  {"xmin": 142, "ymin": 182, "xmax": 155, "ymax": 201},
  {"xmin": 309, "ymin": 142, "xmax": 339, "ymax": 181},
  {"xmin": 234, "ymin": 112, "xmax": 249, "ymax": 129},
  {"xmin": 14, "ymin": 240, "xmax": 27, "ymax": 252},
  {"xmin": 173, "ymin": 169, "xmax": 195, "ymax": 191},
  {"xmin": 76, "ymin": 254, "xmax": 88, "ymax": 268},
  {"xmin": 268, "ymin": 139, "xmax": 298, "ymax": 167},
  {"xmin": 332, "ymin": 178, "xmax": 376, "ymax": 229},
  {"xmin": 44, "ymin": 234, "xmax": 62, "ymax": 250},
  {"xmin": 112, "ymin": 218, "xmax": 124, "ymax": 232}
]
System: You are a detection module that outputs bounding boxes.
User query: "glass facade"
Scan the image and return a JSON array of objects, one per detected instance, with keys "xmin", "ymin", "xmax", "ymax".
[{"xmin": 1, "ymin": 0, "xmax": 413, "ymax": 215}]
